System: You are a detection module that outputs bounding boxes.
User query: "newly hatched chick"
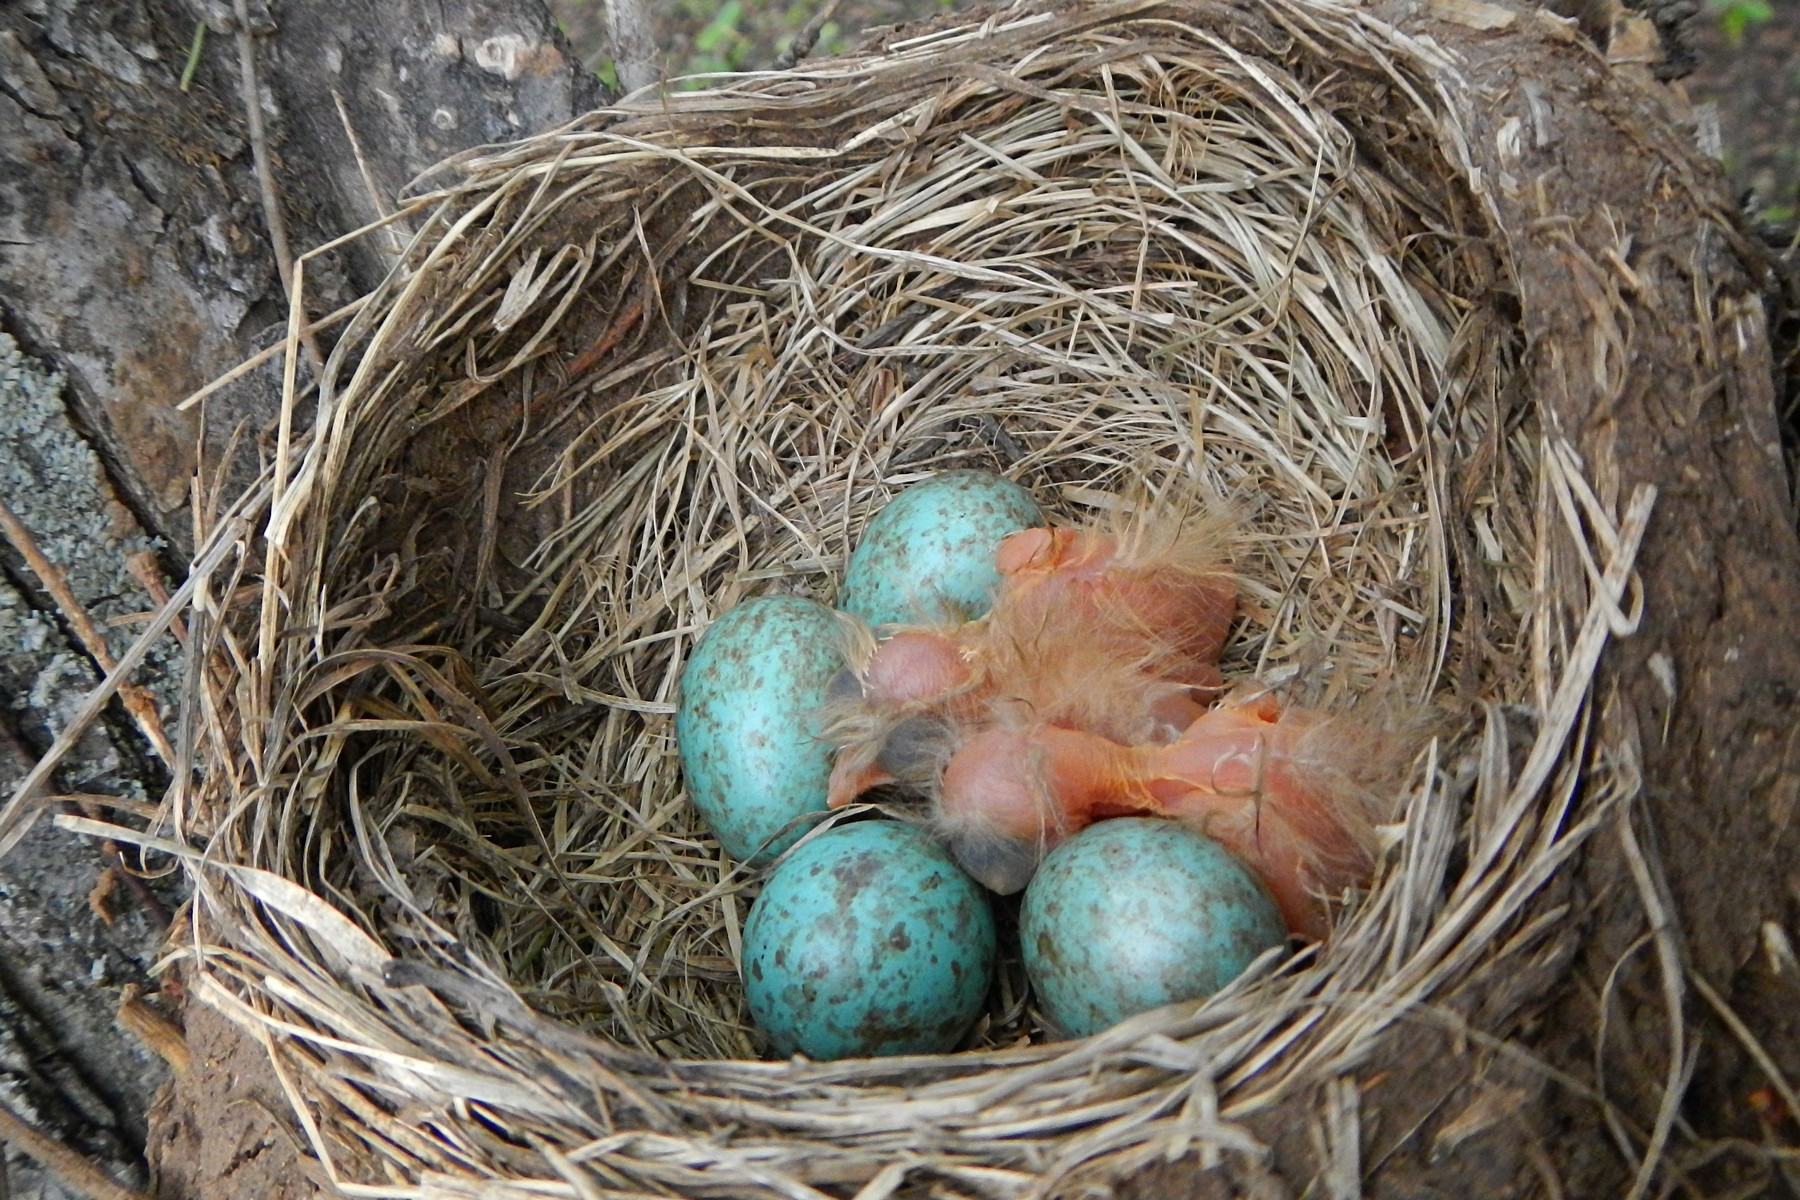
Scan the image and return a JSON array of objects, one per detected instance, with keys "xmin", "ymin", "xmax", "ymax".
[
  {"xmin": 990, "ymin": 512, "xmax": 1236, "ymax": 693},
  {"xmin": 820, "ymin": 622, "xmax": 978, "ymax": 809},
  {"xmin": 935, "ymin": 691, "xmax": 1406, "ymax": 939},
  {"xmin": 822, "ymin": 508, "xmax": 1238, "ymax": 812},
  {"xmin": 922, "ymin": 625, "xmax": 1209, "ymax": 894}
]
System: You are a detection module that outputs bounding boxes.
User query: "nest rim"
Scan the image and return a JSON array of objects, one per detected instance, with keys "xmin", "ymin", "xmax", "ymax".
[{"xmin": 118, "ymin": 0, "xmax": 1667, "ymax": 1193}]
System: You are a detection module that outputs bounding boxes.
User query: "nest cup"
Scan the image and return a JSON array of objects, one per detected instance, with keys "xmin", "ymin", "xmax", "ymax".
[{"xmin": 177, "ymin": 1, "xmax": 1659, "ymax": 1193}]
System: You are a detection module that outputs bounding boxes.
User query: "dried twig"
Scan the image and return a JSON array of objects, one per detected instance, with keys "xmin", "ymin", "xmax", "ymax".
[
  {"xmin": 605, "ymin": 0, "xmax": 660, "ymax": 94},
  {"xmin": 172, "ymin": 292, "xmax": 373, "ymax": 413},
  {"xmin": 57, "ymin": 797, "xmax": 172, "ymax": 927},
  {"xmin": 0, "ymin": 499, "xmax": 175, "ymax": 766},
  {"xmin": 117, "ymin": 984, "xmax": 191, "ymax": 1076},
  {"xmin": 0, "ymin": 1097, "xmax": 148, "ymax": 1200},
  {"xmin": 0, "ymin": 515, "xmax": 251, "ymax": 859},
  {"xmin": 330, "ymin": 89, "xmax": 409, "ymax": 261},
  {"xmin": 775, "ymin": 0, "xmax": 843, "ymax": 70},
  {"xmin": 229, "ymin": 0, "xmax": 322, "ymax": 372},
  {"xmin": 123, "ymin": 552, "xmax": 186, "ymax": 648}
]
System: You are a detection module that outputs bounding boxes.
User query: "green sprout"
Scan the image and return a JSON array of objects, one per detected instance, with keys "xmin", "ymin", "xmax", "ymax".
[
  {"xmin": 179, "ymin": 21, "xmax": 206, "ymax": 92},
  {"xmin": 685, "ymin": 0, "xmax": 749, "ymax": 80},
  {"xmin": 1707, "ymin": 0, "xmax": 1772, "ymax": 43}
]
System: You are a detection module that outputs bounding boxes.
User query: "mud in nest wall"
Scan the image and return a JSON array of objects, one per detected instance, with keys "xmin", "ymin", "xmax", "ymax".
[{"xmin": 242, "ymin": 3, "xmax": 1545, "ymax": 1070}]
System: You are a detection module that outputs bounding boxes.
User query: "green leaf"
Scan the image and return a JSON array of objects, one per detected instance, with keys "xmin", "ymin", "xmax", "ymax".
[
  {"xmin": 695, "ymin": 1, "xmax": 744, "ymax": 54},
  {"xmin": 1709, "ymin": 0, "xmax": 1772, "ymax": 41},
  {"xmin": 1706, "ymin": 0, "xmax": 1773, "ymax": 17}
]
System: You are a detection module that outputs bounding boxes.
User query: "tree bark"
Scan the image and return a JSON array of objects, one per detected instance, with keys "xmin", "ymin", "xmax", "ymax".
[
  {"xmin": 1431, "ymin": 18, "xmax": 1800, "ymax": 1194},
  {"xmin": 0, "ymin": 0, "xmax": 600, "ymax": 1195}
]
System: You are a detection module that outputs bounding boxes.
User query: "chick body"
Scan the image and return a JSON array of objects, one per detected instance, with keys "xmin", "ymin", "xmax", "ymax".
[
  {"xmin": 934, "ymin": 694, "xmax": 1385, "ymax": 939},
  {"xmin": 823, "ymin": 514, "xmax": 1237, "ymax": 811}
]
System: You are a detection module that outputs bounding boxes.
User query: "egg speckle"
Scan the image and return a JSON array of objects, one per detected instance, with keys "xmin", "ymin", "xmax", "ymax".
[
  {"xmin": 743, "ymin": 821, "xmax": 996, "ymax": 1059},
  {"xmin": 1020, "ymin": 818, "xmax": 1286, "ymax": 1038},
  {"xmin": 839, "ymin": 470, "xmax": 1042, "ymax": 626},
  {"xmin": 675, "ymin": 596, "xmax": 846, "ymax": 863}
]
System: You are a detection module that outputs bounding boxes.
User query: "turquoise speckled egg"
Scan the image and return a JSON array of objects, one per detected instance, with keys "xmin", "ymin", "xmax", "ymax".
[
  {"xmin": 1021, "ymin": 819, "xmax": 1286, "ymax": 1038},
  {"xmin": 743, "ymin": 821, "xmax": 996, "ymax": 1059},
  {"xmin": 675, "ymin": 596, "xmax": 846, "ymax": 864},
  {"xmin": 839, "ymin": 470, "xmax": 1042, "ymax": 626}
]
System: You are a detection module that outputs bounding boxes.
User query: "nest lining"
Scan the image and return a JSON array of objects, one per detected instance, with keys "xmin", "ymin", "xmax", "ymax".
[
  {"xmin": 161, "ymin": 1, "xmax": 1651, "ymax": 1193},
  {"xmin": 348, "ymin": 15, "xmax": 1461, "ymax": 1055}
]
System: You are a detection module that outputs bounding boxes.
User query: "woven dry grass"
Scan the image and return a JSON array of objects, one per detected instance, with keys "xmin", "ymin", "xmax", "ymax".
[{"xmin": 15, "ymin": 0, "xmax": 1697, "ymax": 1194}]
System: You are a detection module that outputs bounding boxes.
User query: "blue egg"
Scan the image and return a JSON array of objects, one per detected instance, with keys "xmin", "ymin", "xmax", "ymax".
[
  {"xmin": 839, "ymin": 470, "xmax": 1042, "ymax": 626},
  {"xmin": 675, "ymin": 596, "xmax": 845, "ymax": 863},
  {"xmin": 1020, "ymin": 819, "xmax": 1286, "ymax": 1038},
  {"xmin": 743, "ymin": 822, "xmax": 996, "ymax": 1059}
]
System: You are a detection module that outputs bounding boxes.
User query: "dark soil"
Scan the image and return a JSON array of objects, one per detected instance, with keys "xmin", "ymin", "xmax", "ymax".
[{"xmin": 146, "ymin": 995, "xmax": 324, "ymax": 1200}]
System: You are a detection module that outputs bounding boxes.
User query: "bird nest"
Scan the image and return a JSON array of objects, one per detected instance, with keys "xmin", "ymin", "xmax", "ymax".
[{"xmin": 141, "ymin": 0, "xmax": 1671, "ymax": 1193}]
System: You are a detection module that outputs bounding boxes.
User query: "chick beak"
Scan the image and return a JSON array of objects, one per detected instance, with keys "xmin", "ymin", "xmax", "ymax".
[{"xmin": 947, "ymin": 833, "xmax": 1042, "ymax": 895}]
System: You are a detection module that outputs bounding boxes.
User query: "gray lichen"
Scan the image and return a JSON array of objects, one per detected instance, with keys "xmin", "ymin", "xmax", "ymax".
[
  {"xmin": 0, "ymin": 335, "xmax": 177, "ymax": 1194},
  {"xmin": 0, "ymin": 330, "xmax": 180, "ymax": 787}
]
